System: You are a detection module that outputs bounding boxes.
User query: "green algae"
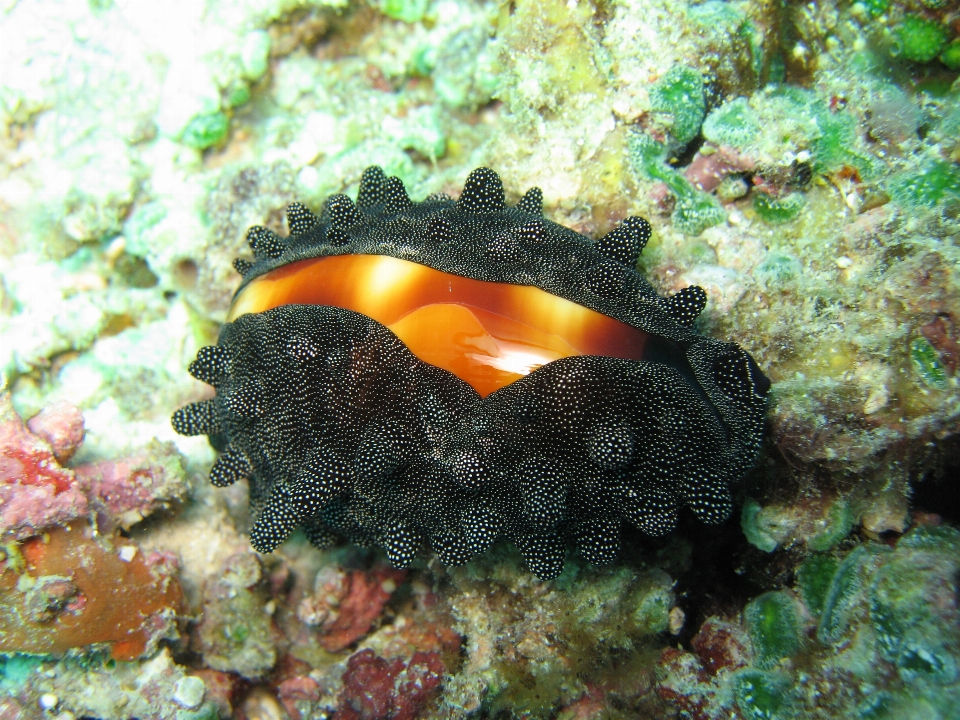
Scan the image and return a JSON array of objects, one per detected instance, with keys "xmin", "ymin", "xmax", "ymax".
[
  {"xmin": 225, "ymin": 81, "xmax": 251, "ymax": 108},
  {"xmin": 664, "ymin": 529, "xmax": 960, "ymax": 719},
  {"xmin": 0, "ymin": 654, "xmax": 43, "ymax": 689},
  {"xmin": 703, "ymin": 86, "xmax": 880, "ymax": 182},
  {"xmin": 813, "ymin": 106, "xmax": 882, "ymax": 179},
  {"xmin": 629, "ymin": 132, "xmax": 724, "ymax": 236},
  {"xmin": 740, "ymin": 499, "xmax": 779, "ymax": 552},
  {"xmin": 410, "ymin": 45, "xmax": 437, "ymax": 78},
  {"xmin": 649, "ymin": 65, "xmax": 705, "ymax": 147},
  {"xmin": 753, "ymin": 192, "xmax": 805, "ymax": 224},
  {"xmin": 910, "ymin": 337, "xmax": 949, "ymax": 390},
  {"xmin": 869, "ymin": 529, "xmax": 960, "ymax": 686},
  {"xmin": 733, "ymin": 669, "xmax": 789, "ymax": 720},
  {"xmin": 702, "ymin": 96, "xmax": 759, "ymax": 148},
  {"xmin": 888, "ymin": 161, "xmax": 960, "ymax": 209},
  {"xmin": 897, "ymin": 524, "xmax": 960, "ymax": 552},
  {"xmin": 240, "ymin": 30, "xmax": 271, "ymax": 81},
  {"xmin": 861, "ymin": 0, "xmax": 891, "ymax": 18},
  {"xmin": 817, "ymin": 544, "xmax": 887, "ymax": 645},
  {"xmin": 381, "ymin": 0, "xmax": 428, "ymax": 23},
  {"xmin": 755, "ymin": 252, "xmax": 801, "ymax": 289},
  {"xmin": 941, "ymin": 39, "xmax": 960, "ymax": 70},
  {"xmin": 176, "ymin": 704, "xmax": 220, "ymax": 720},
  {"xmin": 180, "ymin": 112, "xmax": 230, "ymax": 150},
  {"xmin": 716, "ymin": 174, "xmax": 749, "ymax": 202},
  {"xmin": 894, "ymin": 15, "xmax": 948, "ymax": 64},
  {"xmin": 796, "ymin": 553, "xmax": 841, "ymax": 618},
  {"xmin": 744, "ymin": 591, "xmax": 803, "ymax": 668},
  {"xmin": 808, "ymin": 500, "xmax": 854, "ymax": 551}
]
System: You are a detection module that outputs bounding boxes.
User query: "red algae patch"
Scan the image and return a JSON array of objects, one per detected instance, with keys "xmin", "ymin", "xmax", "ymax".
[
  {"xmin": 0, "ymin": 397, "xmax": 88, "ymax": 539},
  {"xmin": 317, "ymin": 567, "xmax": 406, "ymax": 653},
  {"xmin": 333, "ymin": 648, "xmax": 446, "ymax": 720},
  {"xmin": 0, "ymin": 523, "xmax": 183, "ymax": 660},
  {"xmin": 0, "ymin": 393, "xmax": 189, "ymax": 541}
]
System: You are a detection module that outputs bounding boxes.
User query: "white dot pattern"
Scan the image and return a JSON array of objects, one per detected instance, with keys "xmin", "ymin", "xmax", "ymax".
[
  {"xmin": 286, "ymin": 201, "xmax": 320, "ymax": 235},
  {"xmin": 173, "ymin": 167, "xmax": 769, "ymax": 580}
]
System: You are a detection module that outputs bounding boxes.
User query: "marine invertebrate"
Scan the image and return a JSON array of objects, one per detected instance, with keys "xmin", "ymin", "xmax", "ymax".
[
  {"xmin": 336, "ymin": 648, "xmax": 445, "ymax": 720},
  {"xmin": 649, "ymin": 65, "xmax": 706, "ymax": 147},
  {"xmin": 173, "ymin": 167, "xmax": 768, "ymax": 579}
]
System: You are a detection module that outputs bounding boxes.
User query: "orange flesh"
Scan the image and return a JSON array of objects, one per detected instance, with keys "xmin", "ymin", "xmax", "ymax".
[{"xmin": 229, "ymin": 254, "xmax": 649, "ymax": 397}]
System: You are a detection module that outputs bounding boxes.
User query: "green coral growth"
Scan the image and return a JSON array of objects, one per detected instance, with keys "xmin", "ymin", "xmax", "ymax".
[
  {"xmin": 744, "ymin": 591, "xmax": 803, "ymax": 668},
  {"xmin": 381, "ymin": 0, "xmax": 428, "ymax": 23},
  {"xmin": 177, "ymin": 703, "xmax": 220, "ymax": 720},
  {"xmin": 861, "ymin": 0, "xmax": 890, "ymax": 17},
  {"xmin": 741, "ymin": 499, "xmax": 779, "ymax": 552},
  {"xmin": 808, "ymin": 500, "xmax": 854, "ymax": 551},
  {"xmin": 796, "ymin": 554, "xmax": 841, "ymax": 618},
  {"xmin": 817, "ymin": 544, "xmax": 887, "ymax": 644},
  {"xmin": 869, "ymin": 532, "xmax": 960, "ymax": 685},
  {"xmin": 226, "ymin": 81, "xmax": 251, "ymax": 108},
  {"xmin": 240, "ymin": 30, "xmax": 271, "ymax": 81},
  {"xmin": 894, "ymin": 15, "xmax": 949, "ymax": 63},
  {"xmin": 630, "ymin": 132, "xmax": 724, "ymax": 236},
  {"xmin": 703, "ymin": 86, "xmax": 879, "ymax": 181},
  {"xmin": 897, "ymin": 524, "xmax": 960, "ymax": 553},
  {"xmin": 756, "ymin": 252, "xmax": 801, "ymax": 288},
  {"xmin": 753, "ymin": 192, "xmax": 805, "ymax": 224},
  {"xmin": 910, "ymin": 337, "xmax": 949, "ymax": 389},
  {"xmin": 941, "ymin": 39, "xmax": 960, "ymax": 70},
  {"xmin": 814, "ymin": 106, "xmax": 881, "ymax": 179},
  {"xmin": 649, "ymin": 65, "xmax": 706, "ymax": 146},
  {"xmin": 181, "ymin": 112, "xmax": 229, "ymax": 150},
  {"xmin": 702, "ymin": 96, "xmax": 759, "ymax": 148},
  {"xmin": 888, "ymin": 161, "xmax": 960, "ymax": 209},
  {"xmin": 734, "ymin": 670, "xmax": 788, "ymax": 720}
]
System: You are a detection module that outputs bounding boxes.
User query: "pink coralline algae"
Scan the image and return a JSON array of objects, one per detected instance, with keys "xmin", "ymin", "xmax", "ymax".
[
  {"xmin": 334, "ymin": 649, "xmax": 446, "ymax": 720},
  {"xmin": 683, "ymin": 145, "xmax": 757, "ymax": 194},
  {"xmin": 656, "ymin": 617, "xmax": 752, "ymax": 720},
  {"xmin": 0, "ymin": 393, "xmax": 188, "ymax": 540},
  {"xmin": 278, "ymin": 675, "xmax": 324, "ymax": 720},
  {"xmin": 297, "ymin": 565, "xmax": 407, "ymax": 653},
  {"xmin": 25, "ymin": 400, "xmax": 85, "ymax": 463},
  {"xmin": 0, "ymin": 394, "xmax": 88, "ymax": 539}
]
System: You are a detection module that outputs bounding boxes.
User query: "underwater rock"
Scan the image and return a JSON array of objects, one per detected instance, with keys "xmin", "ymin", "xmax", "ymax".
[
  {"xmin": 0, "ymin": 394, "xmax": 88, "ymax": 540},
  {"xmin": 657, "ymin": 525, "xmax": 960, "ymax": 719},
  {"xmin": 0, "ymin": 524, "xmax": 182, "ymax": 660},
  {"xmin": 298, "ymin": 564, "xmax": 406, "ymax": 652},
  {"xmin": 25, "ymin": 400, "xmax": 85, "ymax": 464},
  {"xmin": 335, "ymin": 648, "xmax": 445, "ymax": 720},
  {"xmin": 0, "ymin": 394, "xmax": 189, "ymax": 541},
  {"xmin": 195, "ymin": 551, "xmax": 277, "ymax": 680}
]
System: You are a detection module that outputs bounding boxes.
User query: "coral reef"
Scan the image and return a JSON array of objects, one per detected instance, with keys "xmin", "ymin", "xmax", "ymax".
[
  {"xmin": 334, "ymin": 648, "xmax": 445, "ymax": 720},
  {"xmin": 195, "ymin": 551, "xmax": 277, "ymax": 680},
  {"xmin": 656, "ymin": 524, "xmax": 960, "ymax": 720},
  {"xmin": 1, "ymin": 0, "xmax": 958, "ymax": 715},
  {"xmin": 442, "ymin": 547, "xmax": 678, "ymax": 716}
]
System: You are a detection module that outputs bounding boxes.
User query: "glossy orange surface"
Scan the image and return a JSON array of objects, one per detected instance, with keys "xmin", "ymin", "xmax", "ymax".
[{"xmin": 229, "ymin": 254, "xmax": 649, "ymax": 397}]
